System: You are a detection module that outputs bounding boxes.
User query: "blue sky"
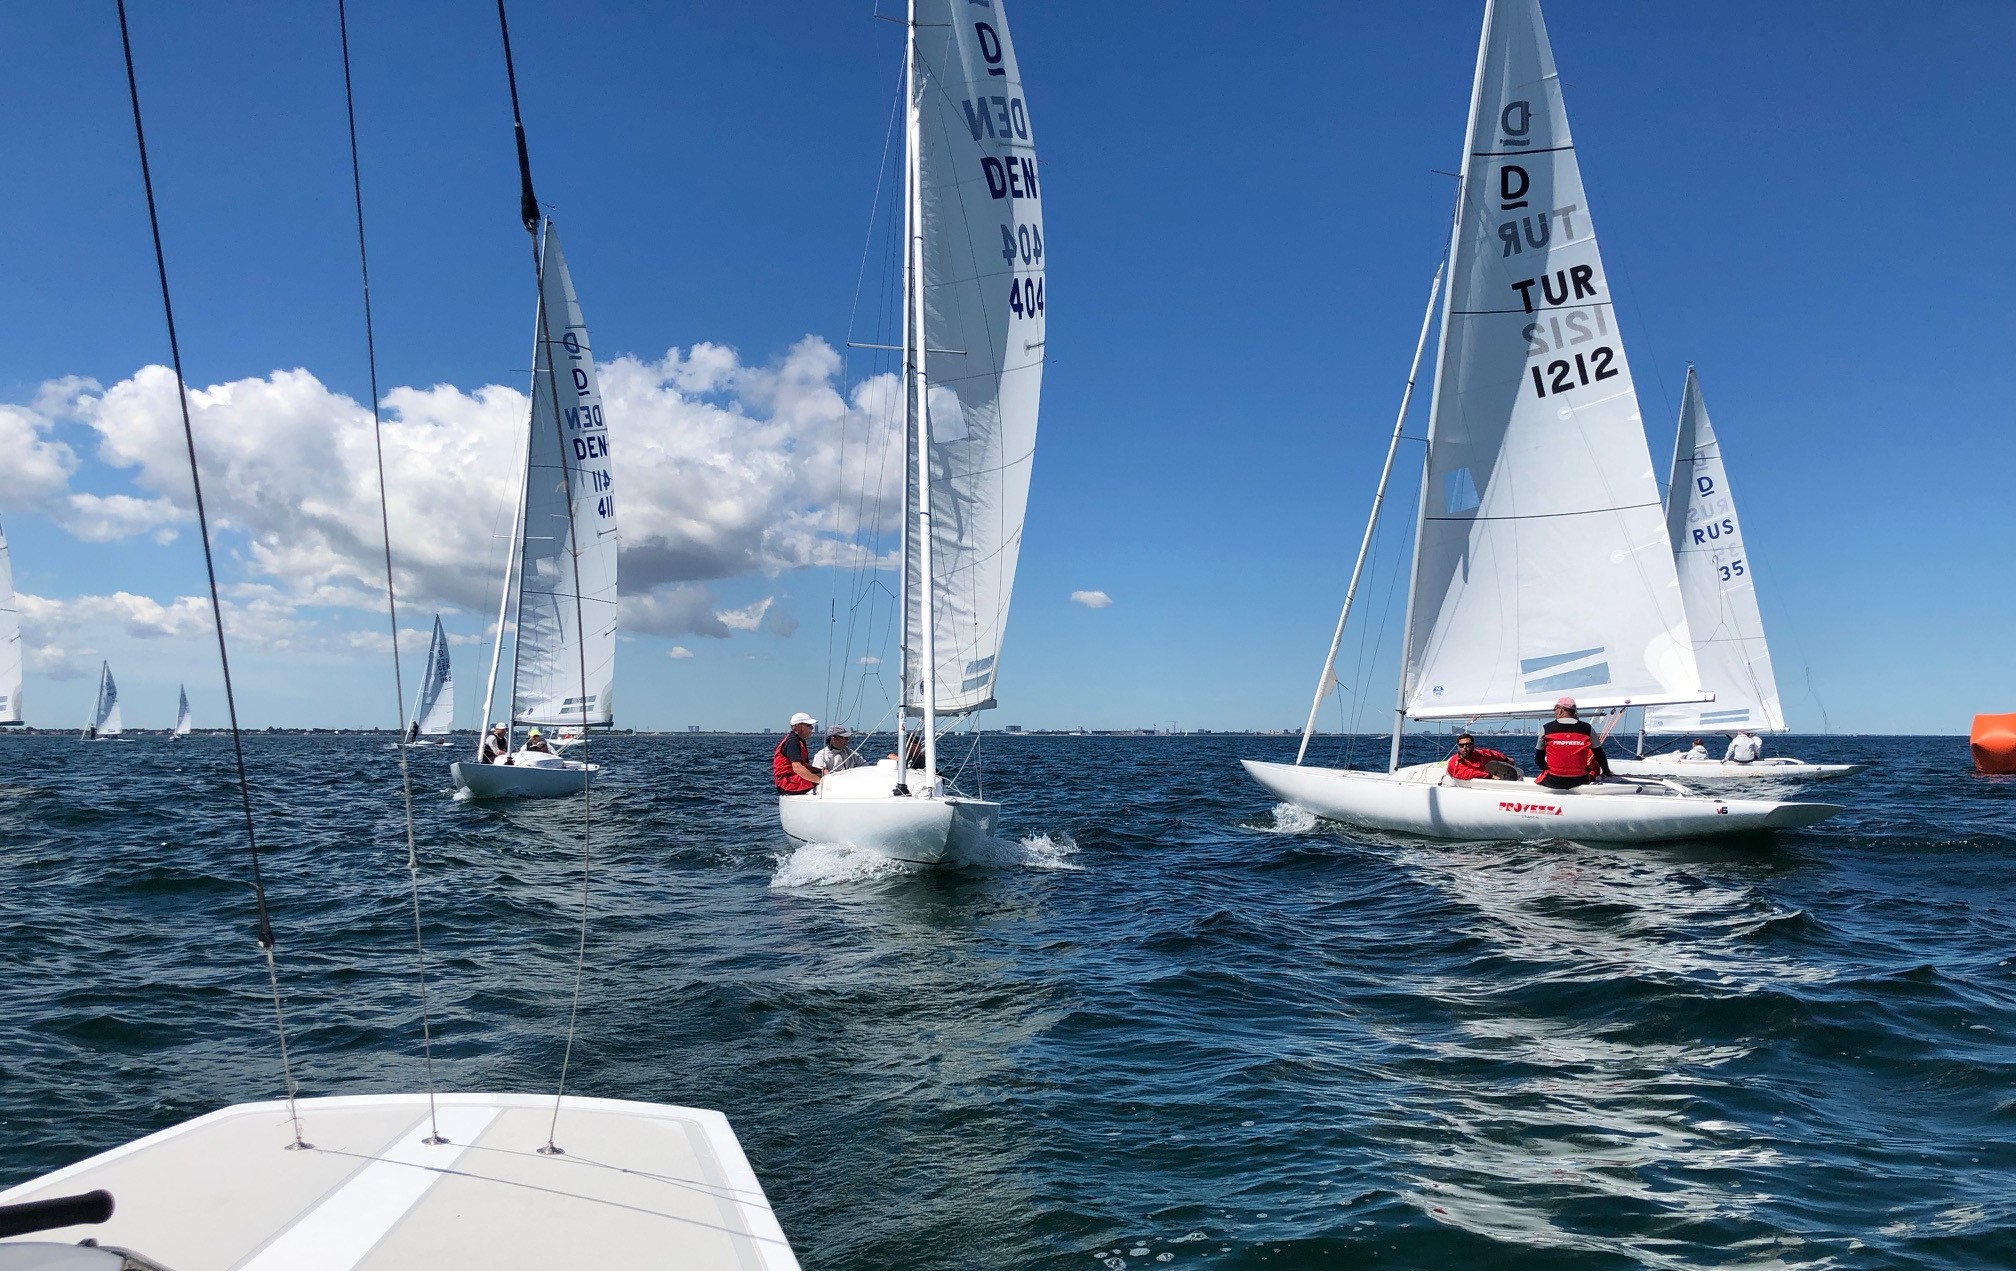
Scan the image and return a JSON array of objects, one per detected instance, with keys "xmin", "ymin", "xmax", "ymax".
[{"xmin": 2, "ymin": 1, "xmax": 2009, "ymax": 735}]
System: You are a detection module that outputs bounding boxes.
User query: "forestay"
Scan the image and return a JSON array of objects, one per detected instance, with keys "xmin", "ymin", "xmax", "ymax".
[
  {"xmin": 513, "ymin": 226, "xmax": 617, "ymax": 729},
  {"xmin": 1403, "ymin": 0, "xmax": 1702, "ymax": 721},
  {"xmin": 414, "ymin": 615, "xmax": 456, "ymax": 736},
  {"xmin": 0, "ymin": 522, "xmax": 21, "ymax": 724},
  {"xmin": 1646, "ymin": 369, "xmax": 1785, "ymax": 733},
  {"xmin": 902, "ymin": 0, "xmax": 1045, "ymax": 716}
]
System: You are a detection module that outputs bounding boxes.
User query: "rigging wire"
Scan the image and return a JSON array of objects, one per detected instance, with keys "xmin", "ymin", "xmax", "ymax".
[
  {"xmin": 493, "ymin": 0, "xmax": 599, "ymax": 1157},
  {"xmin": 115, "ymin": 0, "xmax": 306, "ymax": 1148},
  {"xmin": 336, "ymin": 0, "xmax": 445, "ymax": 1144}
]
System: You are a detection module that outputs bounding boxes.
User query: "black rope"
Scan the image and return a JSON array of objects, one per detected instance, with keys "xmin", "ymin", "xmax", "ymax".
[
  {"xmin": 495, "ymin": 0, "xmax": 539, "ymax": 233},
  {"xmin": 116, "ymin": 0, "xmax": 306, "ymax": 1148},
  {"xmin": 337, "ymin": 0, "xmax": 445, "ymax": 1145}
]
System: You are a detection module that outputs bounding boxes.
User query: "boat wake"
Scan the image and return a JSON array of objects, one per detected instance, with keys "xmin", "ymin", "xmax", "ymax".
[
  {"xmin": 770, "ymin": 832, "xmax": 1082, "ymax": 886},
  {"xmin": 961, "ymin": 831, "xmax": 1083, "ymax": 871},
  {"xmin": 1257, "ymin": 801, "xmax": 1320, "ymax": 834}
]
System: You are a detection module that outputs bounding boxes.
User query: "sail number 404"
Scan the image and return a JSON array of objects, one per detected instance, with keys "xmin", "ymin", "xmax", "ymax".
[
  {"xmin": 1010, "ymin": 276, "xmax": 1045, "ymax": 319},
  {"xmin": 999, "ymin": 223, "xmax": 1044, "ymax": 265},
  {"xmin": 1528, "ymin": 347, "xmax": 1617, "ymax": 399}
]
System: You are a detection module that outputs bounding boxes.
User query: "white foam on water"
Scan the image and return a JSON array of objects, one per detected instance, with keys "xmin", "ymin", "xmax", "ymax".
[
  {"xmin": 956, "ymin": 831, "xmax": 1084, "ymax": 871},
  {"xmin": 1259, "ymin": 801, "xmax": 1318, "ymax": 834},
  {"xmin": 770, "ymin": 842, "xmax": 926, "ymax": 888}
]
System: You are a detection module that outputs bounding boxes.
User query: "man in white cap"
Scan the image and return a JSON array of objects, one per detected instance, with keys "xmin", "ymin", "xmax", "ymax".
[
  {"xmin": 813, "ymin": 724, "xmax": 865, "ymax": 775},
  {"xmin": 480, "ymin": 722, "xmax": 512, "ymax": 765},
  {"xmin": 1534, "ymin": 695, "xmax": 1611, "ymax": 790},
  {"xmin": 772, "ymin": 712, "xmax": 823, "ymax": 795}
]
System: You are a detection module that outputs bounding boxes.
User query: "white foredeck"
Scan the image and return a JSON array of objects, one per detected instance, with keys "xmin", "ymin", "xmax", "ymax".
[{"xmin": 0, "ymin": 1094, "xmax": 798, "ymax": 1271}]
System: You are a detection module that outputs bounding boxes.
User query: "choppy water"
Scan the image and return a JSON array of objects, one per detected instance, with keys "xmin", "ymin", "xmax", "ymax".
[{"xmin": 3, "ymin": 732, "xmax": 2012, "ymax": 1268}]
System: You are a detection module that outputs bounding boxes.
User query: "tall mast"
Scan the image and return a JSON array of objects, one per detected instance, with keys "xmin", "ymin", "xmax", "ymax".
[
  {"xmin": 905, "ymin": 0, "xmax": 939, "ymax": 791},
  {"xmin": 475, "ymin": 327, "xmax": 537, "ymax": 759},
  {"xmin": 1390, "ymin": 0, "xmax": 1496, "ymax": 773}
]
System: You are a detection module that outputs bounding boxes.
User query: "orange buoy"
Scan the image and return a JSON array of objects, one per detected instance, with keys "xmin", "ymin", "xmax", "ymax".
[{"xmin": 1971, "ymin": 714, "xmax": 2016, "ymax": 775}]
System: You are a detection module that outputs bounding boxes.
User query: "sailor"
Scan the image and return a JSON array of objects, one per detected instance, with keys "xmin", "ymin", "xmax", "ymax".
[
  {"xmin": 813, "ymin": 725, "xmax": 865, "ymax": 775},
  {"xmin": 407, "ymin": 720, "xmax": 421, "ymax": 744},
  {"xmin": 773, "ymin": 712, "xmax": 823, "ymax": 795},
  {"xmin": 522, "ymin": 728, "xmax": 553, "ymax": 755},
  {"xmin": 1445, "ymin": 732, "xmax": 1518, "ymax": 781},
  {"xmin": 480, "ymin": 723, "xmax": 512, "ymax": 764},
  {"xmin": 1725, "ymin": 730, "xmax": 1763, "ymax": 763},
  {"xmin": 1534, "ymin": 697, "xmax": 1611, "ymax": 790},
  {"xmin": 1685, "ymin": 738, "xmax": 1710, "ymax": 760}
]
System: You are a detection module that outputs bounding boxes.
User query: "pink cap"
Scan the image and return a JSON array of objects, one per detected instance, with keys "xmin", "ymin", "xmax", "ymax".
[{"xmin": 1554, "ymin": 696, "xmax": 1577, "ymax": 709}]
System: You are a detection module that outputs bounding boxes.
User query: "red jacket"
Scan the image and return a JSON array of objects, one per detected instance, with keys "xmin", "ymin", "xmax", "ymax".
[
  {"xmin": 1446, "ymin": 745, "xmax": 1509, "ymax": 781},
  {"xmin": 1537, "ymin": 720, "xmax": 1602, "ymax": 779},
  {"xmin": 773, "ymin": 733, "xmax": 816, "ymax": 793}
]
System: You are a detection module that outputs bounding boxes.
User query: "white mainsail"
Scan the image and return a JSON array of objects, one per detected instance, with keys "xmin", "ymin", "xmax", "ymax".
[
  {"xmin": 1402, "ymin": 0, "xmax": 1703, "ymax": 721},
  {"xmin": 413, "ymin": 615, "xmax": 456, "ymax": 736},
  {"xmin": 1646, "ymin": 368, "xmax": 1785, "ymax": 734},
  {"xmin": 89, "ymin": 662, "xmax": 122, "ymax": 737},
  {"xmin": 0, "ymin": 521, "xmax": 21, "ymax": 725},
  {"xmin": 900, "ymin": 0, "xmax": 1045, "ymax": 716},
  {"xmin": 511, "ymin": 225, "xmax": 617, "ymax": 729},
  {"xmin": 173, "ymin": 685, "xmax": 192, "ymax": 737}
]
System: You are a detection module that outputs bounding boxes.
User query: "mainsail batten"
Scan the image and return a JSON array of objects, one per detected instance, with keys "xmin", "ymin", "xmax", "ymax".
[
  {"xmin": 512, "ymin": 226, "xmax": 617, "ymax": 730},
  {"xmin": 1401, "ymin": 0, "xmax": 1703, "ymax": 722},
  {"xmin": 1646, "ymin": 369, "xmax": 1785, "ymax": 734},
  {"xmin": 900, "ymin": 0, "xmax": 1045, "ymax": 717}
]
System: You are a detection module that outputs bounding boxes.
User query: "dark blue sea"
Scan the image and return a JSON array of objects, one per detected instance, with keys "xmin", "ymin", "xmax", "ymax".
[{"xmin": 3, "ymin": 732, "xmax": 2012, "ymax": 1268}]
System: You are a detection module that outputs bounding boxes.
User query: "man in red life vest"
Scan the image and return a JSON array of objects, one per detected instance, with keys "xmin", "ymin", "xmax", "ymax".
[
  {"xmin": 1446, "ymin": 732, "xmax": 1518, "ymax": 781},
  {"xmin": 773, "ymin": 711, "xmax": 823, "ymax": 795},
  {"xmin": 1534, "ymin": 696, "xmax": 1611, "ymax": 789}
]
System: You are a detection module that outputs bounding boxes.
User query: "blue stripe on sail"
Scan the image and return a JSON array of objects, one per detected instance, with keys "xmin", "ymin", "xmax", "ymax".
[
  {"xmin": 1523, "ymin": 663, "xmax": 1611, "ymax": 693},
  {"xmin": 1520, "ymin": 647, "xmax": 1605, "ymax": 674},
  {"xmin": 963, "ymin": 656, "xmax": 995, "ymax": 676},
  {"xmin": 960, "ymin": 674, "xmax": 992, "ymax": 693},
  {"xmin": 1700, "ymin": 708, "xmax": 1751, "ymax": 723}
]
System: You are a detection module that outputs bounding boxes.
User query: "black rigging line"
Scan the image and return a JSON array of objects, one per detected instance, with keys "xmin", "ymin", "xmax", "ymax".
[
  {"xmin": 115, "ymin": 0, "xmax": 306, "ymax": 1148},
  {"xmin": 337, "ymin": 0, "xmax": 445, "ymax": 1145}
]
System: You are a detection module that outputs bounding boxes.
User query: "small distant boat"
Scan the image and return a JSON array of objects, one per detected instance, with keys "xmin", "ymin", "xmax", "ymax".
[
  {"xmin": 1973, "ymin": 714, "xmax": 2016, "ymax": 775},
  {"xmin": 777, "ymin": 0, "xmax": 1046, "ymax": 863},
  {"xmin": 1242, "ymin": 0, "xmax": 1841, "ymax": 841},
  {"xmin": 451, "ymin": 226, "xmax": 613, "ymax": 800},
  {"xmin": 170, "ymin": 684, "xmax": 192, "ymax": 739},
  {"xmin": 405, "ymin": 615, "xmax": 456, "ymax": 747},
  {"xmin": 0, "ymin": 521, "xmax": 22, "ymax": 727},
  {"xmin": 82, "ymin": 662, "xmax": 125, "ymax": 741},
  {"xmin": 1607, "ymin": 369, "xmax": 1865, "ymax": 783}
]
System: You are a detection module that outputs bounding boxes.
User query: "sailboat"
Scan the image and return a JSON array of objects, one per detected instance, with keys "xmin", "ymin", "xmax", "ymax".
[
  {"xmin": 776, "ymin": 0, "xmax": 1046, "ymax": 864},
  {"xmin": 1605, "ymin": 369, "xmax": 1866, "ymax": 782},
  {"xmin": 170, "ymin": 685, "xmax": 192, "ymax": 739},
  {"xmin": 82, "ymin": 662, "xmax": 124, "ymax": 741},
  {"xmin": 450, "ymin": 225, "xmax": 614, "ymax": 799},
  {"xmin": 1242, "ymin": 0, "xmax": 1841, "ymax": 842},
  {"xmin": 0, "ymin": 522, "xmax": 21, "ymax": 728},
  {"xmin": 405, "ymin": 615, "xmax": 456, "ymax": 747}
]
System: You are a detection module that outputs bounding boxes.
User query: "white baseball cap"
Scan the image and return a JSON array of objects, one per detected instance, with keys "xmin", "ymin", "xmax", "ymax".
[{"xmin": 789, "ymin": 712, "xmax": 817, "ymax": 727}]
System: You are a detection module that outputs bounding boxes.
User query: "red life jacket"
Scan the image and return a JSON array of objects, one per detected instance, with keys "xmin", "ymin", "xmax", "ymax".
[
  {"xmin": 773, "ymin": 734, "xmax": 816, "ymax": 793},
  {"xmin": 1540, "ymin": 726, "xmax": 1596, "ymax": 778}
]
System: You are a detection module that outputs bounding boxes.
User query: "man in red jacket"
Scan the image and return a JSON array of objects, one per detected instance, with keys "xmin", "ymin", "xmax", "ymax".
[
  {"xmin": 1534, "ymin": 697, "xmax": 1612, "ymax": 789},
  {"xmin": 1446, "ymin": 732, "xmax": 1517, "ymax": 781}
]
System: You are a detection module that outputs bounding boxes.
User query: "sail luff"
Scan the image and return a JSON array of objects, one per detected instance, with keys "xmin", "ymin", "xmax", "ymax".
[
  {"xmin": 0, "ymin": 522, "xmax": 21, "ymax": 725},
  {"xmin": 1646, "ymin": 368, "xmax": 1785, "ymax": 733},
  {"xmin": 1399, "ymin": 0, "xmax": 1703, "ymax": 722}
]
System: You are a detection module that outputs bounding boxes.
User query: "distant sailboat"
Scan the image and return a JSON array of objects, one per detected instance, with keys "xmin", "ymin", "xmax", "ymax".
[
  {"xmin": 1610, "ymin": 368, "xmax": 1864, "ymax": 781},
  {"xmin": 84, "ymin": 661, "xmax": 122, "ymax": 741},
  {"xmin": 451, "ymin": 226, "xmax": 613, "ymax": 799},
  {"xmin": 406, "ymin": 615, "xmax": 456, "ymax": 746},
  {"xmin": 777, "ymin": 0, "xmax": 1046, "ymax": 864},
  {"xmin": 171, "ymin": 684, "xmax": 192, "ymax": 738},
  {"xmin": 0, "ymin": 521, "xmax": 22, "ymax": 727},
  {"xmin": 1241, "ymin": 0, "xmax": 1841, "ymax": 840}
]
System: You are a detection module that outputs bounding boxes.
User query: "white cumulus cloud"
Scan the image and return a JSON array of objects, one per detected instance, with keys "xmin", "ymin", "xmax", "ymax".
[
  {"xmin": 1070, "ymin": 590, "xmax": 1113, "ymax": 609},
  {"xmin": 667, "ymin": 646, "xmax": 695, "ymax": 659}
]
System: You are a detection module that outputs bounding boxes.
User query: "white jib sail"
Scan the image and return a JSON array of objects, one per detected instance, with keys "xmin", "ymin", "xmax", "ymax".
[
  {"xmin": 1645, "ymin": 369, "xmax": 1785, "ymax": 734},
  {"xmin": 173, "ymin": 685, "xmax": 192, "ymax": 736},
  {"xmin": 901, "ymin": 0, "xmax": 1045, "ymax": 716},
  {"xmin": 512, "ymin": 225, "xmax": 617, "ymax": 729},
  {"xmin": 413, "ymin": 615, "xmax": 456, "ymax": 736},
  {"xmin": 92, "ymin": 662, "xmax": 122, "ymax": 736},
  {"xmin": 0, "ymin": 522, "xmax": 21, "ymax": 724},
  {"xmin": 1403, "ymin": 0, "xmax": 1703, "ymax": 721}
]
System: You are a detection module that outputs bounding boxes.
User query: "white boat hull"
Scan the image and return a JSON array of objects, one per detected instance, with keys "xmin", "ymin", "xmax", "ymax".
[
  {"xmin": 0, "ymin": 1093, "xmax": 798, "ymax": 1270},
  {"xmin": 1242, "ymin": 759, "xmax": 1841, "ymax": 842},
  {"xmin": 451, "ymin": 752, "xmax": 597, "ymax": 799},
  {"xmin": 1607, "ymin": 756, "xmax": 1867, "ymax": 781},
  {"xmin": 776, "ymin": 760, "xmax": 997, "ymax": 864}
]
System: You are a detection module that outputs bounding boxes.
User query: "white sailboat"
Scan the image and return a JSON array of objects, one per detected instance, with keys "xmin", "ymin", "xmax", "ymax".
[
  {"xmin": 451, "ymin": 225, "xmax": 614, "ymax": 800},
  {"xmin": 1243, "ymin": 0, "xmax": 1841, "ymax": 841},
  {"xmin": 170, "ymin": 685, "xmax": 192, "ymax": 739},
  {"xmin": 405, "ymin": 615, "xmax": 456, "ymax": 747},
  {"xmin": 1607, "ymin": 368, "xmax": 1865, "ymax": 782},
  {"xmin": 83, "ymin": 662, "xmax": 124, "ymax": 741},
  {"xmin": 777, "ymin": 0, "xmax": 1046, "ymax": 864},
  {"xmin": 0, "ymin": 522, "xmax": 22, "ymax": 728}
]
